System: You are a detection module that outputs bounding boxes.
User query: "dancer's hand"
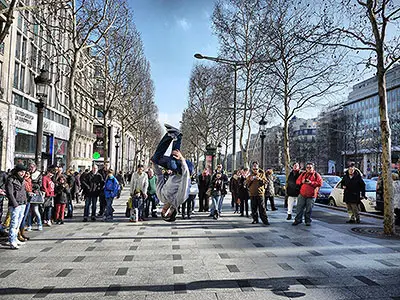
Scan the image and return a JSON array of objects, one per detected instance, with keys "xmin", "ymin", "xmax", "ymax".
[{"xmin": 172, "ymin": 150, "xmax": 184, "ymax": 161}]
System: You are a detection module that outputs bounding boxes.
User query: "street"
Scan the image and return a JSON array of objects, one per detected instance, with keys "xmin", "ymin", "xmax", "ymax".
[{"xmin": 0, "ymin": 188, "xmax": 399, "ymax": 300}]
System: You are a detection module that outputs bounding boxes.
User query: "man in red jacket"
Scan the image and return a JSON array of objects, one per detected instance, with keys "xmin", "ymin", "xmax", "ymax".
[{"xmin": 292, "ymin": 162, "xmax": 322, "ymax": 226}]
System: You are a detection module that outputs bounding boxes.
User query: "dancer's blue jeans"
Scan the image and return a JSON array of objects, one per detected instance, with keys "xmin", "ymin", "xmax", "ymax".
[{"xmin": 151, "ymin": 133, "xmax": 182, "ymax": 174}]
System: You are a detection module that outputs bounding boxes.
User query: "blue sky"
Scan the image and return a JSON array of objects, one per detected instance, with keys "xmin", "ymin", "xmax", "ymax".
[{"xmin": 128, "ymin": 0, "xmax": 219, "ymax": 128}]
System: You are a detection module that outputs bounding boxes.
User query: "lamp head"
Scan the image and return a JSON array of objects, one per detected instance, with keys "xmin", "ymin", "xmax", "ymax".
[{"xmin": 194, "ymin": 53, "xmax": 204, "ymax": 59}]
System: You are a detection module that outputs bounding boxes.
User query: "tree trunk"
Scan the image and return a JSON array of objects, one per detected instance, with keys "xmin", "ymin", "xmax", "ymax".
[
  {"xmin": 66, "ymin": 51, "xmax": 80, "ymax": 168},
  {"xmin": 103, "ymin": 117, "xmax": 108, "ymax": 162},
  {"xmin": 377, "ymin": 61, "xmax": 395, "ymax": 235}
]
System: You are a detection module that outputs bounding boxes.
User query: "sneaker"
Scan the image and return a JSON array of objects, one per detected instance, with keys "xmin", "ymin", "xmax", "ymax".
[
  {"xmin": 164, "ymin": 124, "xmax": 181, "ymax": 141},
  {"xmin": 60, "ymin": 220, "xmax": 64, "ymax": 225},
  {"xmin": 356, "ymin": 219, "xmax": 361, "ymax": 224},
  {"xmin": 26, "ymin": 226, "xmax": 32, "ymax": 231},
  {"xmin": 10, "ymin": 242, "xmax": 19, "ymax": 250},
  {"xmin": 163, "ymin": 209, "xmax": 177, "ymax": 222},
  {"xmin": 83, "ymin": 218, "xmax": 88, "ymax": 222},
  {"xmin": 263, "ymin": 221, "xmax": 270, "ymax": 225},
  {"xmin": 91, "ymin": 217, "xmax": 96, "ymax": 222},
  {"xmin": 292, "ymin": 221, "xmax": 302, "ymax": 226},
  {"xmin": 16, "ymin": 240, "xmax": 26, "ymax": 246},
  {"xmin": 38, "ymin": 225, "xmax": 43, "ymax": 231},
  {"xmin": 286, "ymin": 214, "xmax": 292, "ymax": 220},
  {"xmin": 346, "ymin": 220, "xmax": 355, "ymax": 224},
  {"xmin": 164, "ymin": 123, "xmax": 180, "ymax": 133}
]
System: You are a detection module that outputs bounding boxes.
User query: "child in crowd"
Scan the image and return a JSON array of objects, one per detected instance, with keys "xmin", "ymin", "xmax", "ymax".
[
  {"xmin": 54, "ymin": 176, "xmax": 70, "ymax": 224},
  {"xmin": 104, "ymin": 169, "xmax": 120, "ymax": 221},
  {"xmin": 130, "ymin": 189, "xmax": 144, "ymax": 222}
]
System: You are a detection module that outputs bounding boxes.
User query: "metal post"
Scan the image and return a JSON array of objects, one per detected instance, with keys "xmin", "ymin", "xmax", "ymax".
[
  {"xmin": 35, "ymin": 99, "xmax": 45, "ymax": 170},
  {"xmin": 232, "ymin": 64, "xmax": 237, "ymax": 172},
  {"xmin": 260, "ymin": 134, "xmax": 265, "ymax": 170},
  {"xmin": 115, "ymin": 145, "xmax": 119, "ymax": 172}
]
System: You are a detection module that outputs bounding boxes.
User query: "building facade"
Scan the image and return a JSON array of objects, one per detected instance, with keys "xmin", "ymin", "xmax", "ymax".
[
  {"xmin": 0, "ymin": 5, "xmax": 71, "ymax": 171},
  {"xmin": 343, "ymin": 64, "xmax": 400, "ymax": 176}
]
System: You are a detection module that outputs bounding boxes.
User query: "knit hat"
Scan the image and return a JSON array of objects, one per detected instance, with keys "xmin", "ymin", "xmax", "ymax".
[{"xmin": 15, "ymin": 164, "xmax": 27, "ymax": 172}]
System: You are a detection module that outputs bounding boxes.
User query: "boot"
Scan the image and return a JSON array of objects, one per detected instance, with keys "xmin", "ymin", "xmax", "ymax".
[
  {"xmin": 18, "ymin": 230, "xmax": 27, "ymax": 242},
  {"xmin": 21, "ymin": 228, "xmax": 30, "ymax": 240}
]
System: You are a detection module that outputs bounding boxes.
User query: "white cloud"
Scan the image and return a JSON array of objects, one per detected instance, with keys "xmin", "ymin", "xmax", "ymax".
[{"xmin": 176, "ymin": 18, "xmax": 191, "ymax": 31}]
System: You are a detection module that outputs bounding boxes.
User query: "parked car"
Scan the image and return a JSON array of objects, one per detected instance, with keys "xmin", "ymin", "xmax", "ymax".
[
  {"xmin": 322, "ymin": 175, "xmax": 341, "ymax": 188},
  {"xmin": 316, "ymin": 181, "xmax": 333, "ymax": 205},
  {"xmin": 328, "ymin": 179, "xmax": 377, "ymax": 212},
  {"xmin": 273, "ymin": 174, "xmax": 286, "ymax": 196}
]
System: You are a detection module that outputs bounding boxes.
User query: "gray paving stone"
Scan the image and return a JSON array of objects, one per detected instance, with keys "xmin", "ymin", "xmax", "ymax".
[{"xmin": 1, "ymin": 190, "xmax": 398, "ymax": 299}]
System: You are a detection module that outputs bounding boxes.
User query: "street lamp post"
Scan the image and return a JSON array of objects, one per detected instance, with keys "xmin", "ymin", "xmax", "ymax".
[
  {"xmin": 259, "ymin": 116, "xmax": 267, "ymax": 169},
  {"xmin": 194, "ymin": 53, "xmax": 243, "ymax": 172},
  {"xmin": 194, "ymin": 53, "xmax": 276, "ymax": 172},
  {"xmin": 34, "ymin": 69, "xmax": 51, "ymax": 171},
  {"xmin": 114, "ymin": 130, "xmax": 121, "ymax": 172},
  {"xmin": 217, "ymin": 142, "xmax": 222, "ymax": 165}
]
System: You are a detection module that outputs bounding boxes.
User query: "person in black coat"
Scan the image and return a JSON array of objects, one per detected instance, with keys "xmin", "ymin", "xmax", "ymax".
[
  {"xmin": 6, "ymin": 164, "xmax": 28, "ymax": 249},
  {"xmin": 286, "ymin": 162, "xmax": 301, "ymax": 220},
  {"xmin": 198, "ymin": 168, "xmax": 211, "ymax": 212},
  {"xmin": 340, "ymin": 162, "xmax": 366, "ymax": 224},
  {"xmin": 238, "ymin": 167, "xmax": 250, "ymax": 217},
  {"xmin": 81, "ymin": 165, "xmax": 104, "ymax": 221}
]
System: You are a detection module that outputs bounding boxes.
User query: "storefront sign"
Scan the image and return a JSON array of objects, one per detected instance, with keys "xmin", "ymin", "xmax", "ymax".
[{"xmin": 15, "ymin": 109, "xmax": 34, "ymax": 125}]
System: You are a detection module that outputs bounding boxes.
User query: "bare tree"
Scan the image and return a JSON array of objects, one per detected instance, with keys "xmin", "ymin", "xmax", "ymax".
[
  {"xmin": 319, "ymin": 0, "xmax": 400, "ymax": 234},
  {"xmin": 263, "ymin": 0, "xmax": 348, "ymax": 184},
  {"xmin": 29, "ymin": 0, "xmax": 127, "ymax": 166},
  {"xmin": 92, "ymin": 6, "xmax": 139, "ymax": 162},
  {"xmin": 212, "ymin": 0, "xmax": 278, "ymax": 167},
  {"xmin": 344, "ymin": 111, "xmax": 364, "ymax": 166}
]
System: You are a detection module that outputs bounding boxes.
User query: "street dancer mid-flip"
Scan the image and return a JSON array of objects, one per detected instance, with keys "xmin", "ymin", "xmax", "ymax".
[{"xmin": 151, "ymin": 124, "xmax": 192, "ymax": 222}]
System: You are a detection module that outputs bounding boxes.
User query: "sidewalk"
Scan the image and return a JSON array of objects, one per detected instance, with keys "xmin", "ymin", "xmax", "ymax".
[{"xmin": 0, "ymin": 188, "xmax": 399, "ymax": 299}]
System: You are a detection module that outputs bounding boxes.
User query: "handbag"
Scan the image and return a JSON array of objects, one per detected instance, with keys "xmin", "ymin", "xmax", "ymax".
[
  {"xmin": 30, "ymin": 192, "xmax": 44, "ymax": 204},
  {"xmin": 189, "ymin": 184, "xmax": 199, "ymax": 195}
]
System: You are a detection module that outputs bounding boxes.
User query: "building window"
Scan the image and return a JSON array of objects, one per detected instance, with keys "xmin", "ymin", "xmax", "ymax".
[
  {"xmin": 21, "ymin": 38, "xmax": 27, "ymax": 62},
  {"xmin": 13, "ymin": 63, "xmax": 19, "ymax": 88},
  {"xmin": 19, "ymin": 66, "xmax": 25, "ymax": 91},
  {"xmin": 15, "ymin": 33, "xmax": 21, "ymax": 60}
]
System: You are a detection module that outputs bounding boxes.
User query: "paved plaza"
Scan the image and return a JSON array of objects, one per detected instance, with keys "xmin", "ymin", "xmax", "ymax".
[{"xmin": 0, "ymin": 188, "xmax": 399, "ymax": 299}]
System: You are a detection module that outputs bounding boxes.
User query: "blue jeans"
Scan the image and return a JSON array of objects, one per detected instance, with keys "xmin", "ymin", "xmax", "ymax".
[
  {"xmin": 44, "ymin": 206, "xmax": 53, "ymax": 222},
  {"xmin": 294, "ymin": 195, "xmax": 315, "ymax": 224},
  {"xmin": 105, "ymin": 197, "xmax": 114, "ymax": 220},
  {"xmin": 9, "ymin": 205, "xmax": 26, "ymax": 244},
  {"xmin": 84, "ymin": 196, "xmax": 98, "ymax": 218},
  {"xmin": 131, "ymin": 196, "xmax": 144, "ymax": 220},
  {"xmin": 20, "ymin": 202, "xmax": 31, "ymax": 230},
  {"xmin": 210, "ymin": 195, "xmax": 221, "ymax": 215},
  {"xmin": 217, "ymin": 195, "xmax": 225, "ymax": 214},
  {"xmin": 28, "ymin": 204, "xmax": 42, "ymax": 227},
  {"xmin": 151, "ymin": 133, "xmax": 182, "ymax": 174}
]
